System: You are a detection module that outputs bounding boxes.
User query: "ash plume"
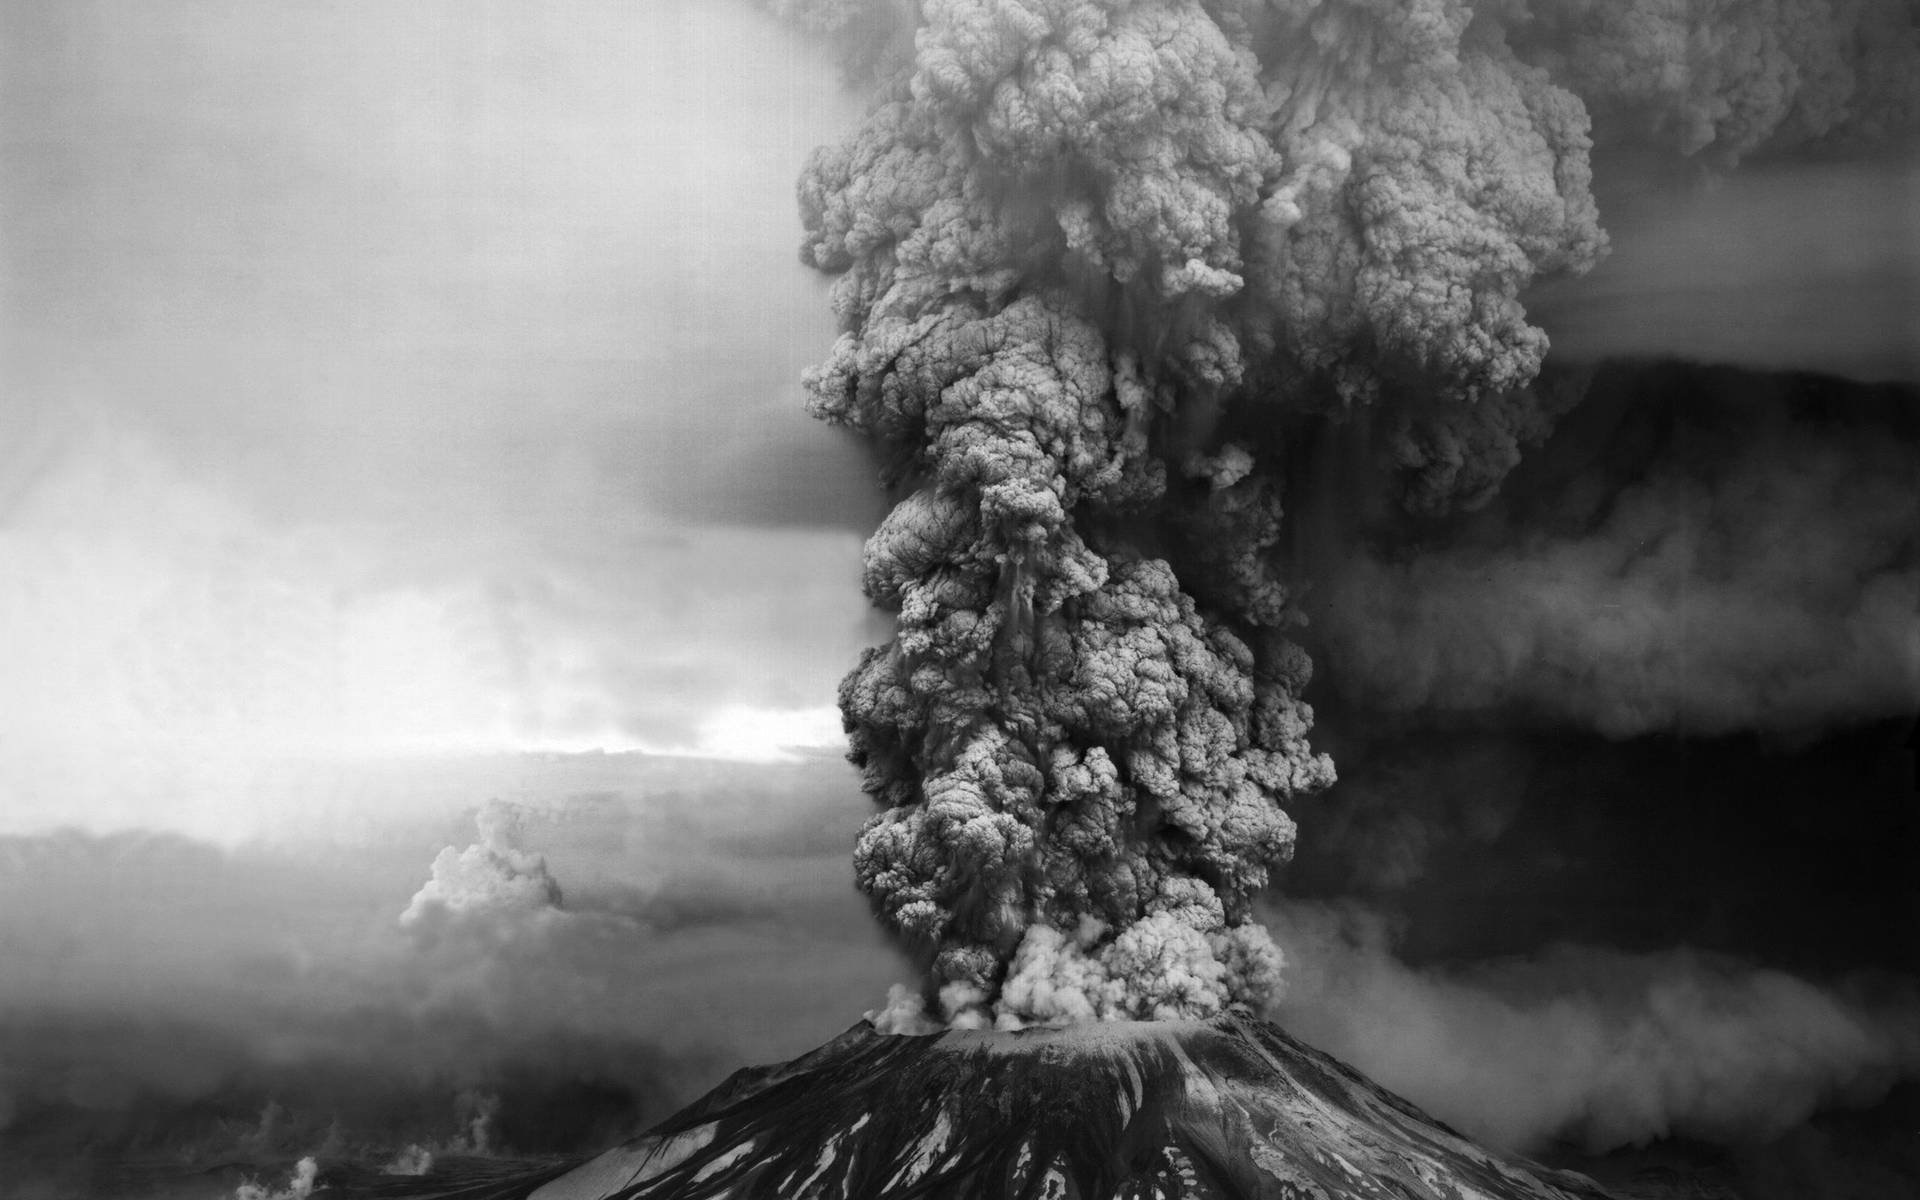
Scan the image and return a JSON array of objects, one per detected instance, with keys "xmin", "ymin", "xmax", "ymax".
[
  {"xmin": 782, "ymin": 0, "xmax": 1655, "ymax": 1029},
  {"xmin": 782, "ymin": 0, "xmax": 1916, "ymax": 1033}
]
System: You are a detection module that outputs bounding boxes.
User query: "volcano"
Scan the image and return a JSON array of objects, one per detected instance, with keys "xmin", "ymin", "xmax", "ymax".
[{"xmin": 525, "ymin": 1015, "xmax": 1615, "ymax": 1200}]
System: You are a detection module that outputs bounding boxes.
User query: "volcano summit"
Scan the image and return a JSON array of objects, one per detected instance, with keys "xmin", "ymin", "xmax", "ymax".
[{"xmin": 527, "ymin": 1014, "xmax": 1612, "ymax": 1200}]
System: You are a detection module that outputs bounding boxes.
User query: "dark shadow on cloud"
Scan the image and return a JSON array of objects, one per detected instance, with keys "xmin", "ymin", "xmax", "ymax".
[
  {"xmin": 1285, "ymin": 716, "xmax": 1920, "ymax": 975},
  {"xmin": 1300, "ymin": 363, "xmax": 1920, "ymax": 740},
  {"xmin": 1266, "ymin": 712, "xmax": 1920, "ymax": 1157}
]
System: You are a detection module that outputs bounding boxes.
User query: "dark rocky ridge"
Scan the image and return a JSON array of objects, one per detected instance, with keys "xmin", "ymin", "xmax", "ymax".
[{"xmin": 529, "ymin": 1015, "xmax": 1617, "ymax": 1199}]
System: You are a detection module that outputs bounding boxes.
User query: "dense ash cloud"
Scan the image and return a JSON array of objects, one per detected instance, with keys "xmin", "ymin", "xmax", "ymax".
[
  {"xmin": 794, "ymin": 0, "xmax": 1355, "ymax": 1028},
  {"xmin": 780, "ymin": 0, "xmax": 1916, "ymax": 1028},
  {"xmin": 1308, "ymin": 368, "xmax": 1920, "ymax": 737},
  {"xmin": 779, "ymin": 0, "xmax": 1605, "ymax": 1021},
  {"xmin": 1240, "ymin": 0, "xmax": 1606, "ymax": 407}
]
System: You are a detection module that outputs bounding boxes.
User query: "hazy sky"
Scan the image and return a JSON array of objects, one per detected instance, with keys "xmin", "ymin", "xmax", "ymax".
[{"xmin": 1, "ymin": 0, "xmax": 882, "ymax": 840}]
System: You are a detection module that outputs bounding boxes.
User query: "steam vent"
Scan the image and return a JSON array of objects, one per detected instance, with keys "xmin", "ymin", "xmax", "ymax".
[{"xmin": 528, "ymin": 1016, "xmax": 1615, "ymax": 1200}]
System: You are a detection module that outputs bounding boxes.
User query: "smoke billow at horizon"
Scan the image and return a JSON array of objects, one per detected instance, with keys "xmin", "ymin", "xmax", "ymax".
[{"xmin": 0, "ymin": 755, "xmax": 901, "ymax": 1192}]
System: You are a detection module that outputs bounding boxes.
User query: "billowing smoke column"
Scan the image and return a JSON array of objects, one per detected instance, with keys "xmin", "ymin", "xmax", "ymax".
[{"xmin": 784, "ymin": 0, "xmax": 1624, "ymax": 1029}]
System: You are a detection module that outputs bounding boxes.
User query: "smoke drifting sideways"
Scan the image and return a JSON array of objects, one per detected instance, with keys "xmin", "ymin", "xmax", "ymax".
[
  {"xmin": 1269, "ymin": 903, "xmax": 1920, "ymax": 1156},
  {"xmin": 773, "ymin": 0, "xmax": 1918, "ymax": 1031},
  {"xmin": 1308, "ymin": 366, "xmax": 1920, "ymax": 738},
  {"xmin": 1262, "ymin": 716, "xmax": 1920, "ymax": 1163}
]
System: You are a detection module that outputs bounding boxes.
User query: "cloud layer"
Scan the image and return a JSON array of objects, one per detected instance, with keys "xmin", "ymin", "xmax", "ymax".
[
  {"xmin": 1309, "ymin": 368, "xmax": 1920, "ymax": 737},
  {"xmin": 0, "ymin": 755, "xmax": 900, "ymax": 1184},
  {"xmin": 1267, "ymin": 901, "xmax": 1920, "ymax": 1154}
]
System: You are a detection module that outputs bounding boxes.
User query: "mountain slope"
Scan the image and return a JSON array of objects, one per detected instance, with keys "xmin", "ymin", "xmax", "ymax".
[{"xmin": 529, "ymin": 1014, "xmax": 1616, "ymax": 1199}]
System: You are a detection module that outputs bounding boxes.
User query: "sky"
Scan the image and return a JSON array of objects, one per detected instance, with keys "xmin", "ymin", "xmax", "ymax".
[{"xmin": 0, "ymin": 0, "xmax": 882, "ymax": 843}]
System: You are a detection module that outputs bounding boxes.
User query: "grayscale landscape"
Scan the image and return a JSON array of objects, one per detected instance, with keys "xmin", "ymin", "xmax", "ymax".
[{"xmin": 1, "ymin": 3, "xmax": 1915, "ymax": 1198}]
